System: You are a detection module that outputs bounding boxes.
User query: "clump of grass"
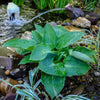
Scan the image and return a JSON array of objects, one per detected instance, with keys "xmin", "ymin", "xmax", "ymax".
[
  {"xmin": 12, "ymin": 0, "xmax": 25, "ymax": 6},
  {"xmin": 62, "ymin": 95, "xmax": 90, "ymax": 100}
]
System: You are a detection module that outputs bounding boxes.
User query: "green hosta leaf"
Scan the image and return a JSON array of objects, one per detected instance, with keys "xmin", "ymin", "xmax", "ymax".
[
  {"xmin": 57, "ymin": 31, "xmax": 86, "ymax": 49},
  {"xmin": 53, "ymin": 25, "xmax": 68, "ymax": 37},
  {"xmin": 19, "ymin": 55, "xmax": 35, "ymax": 65},
  {"xmin": 15, "ymin": 48, "xmax": 30, "ymax": 55},
  {"xmin": 43, "ymin": 22, "xmax": 57, "ymax": 48},
  {"xmin": 73, "ymin": 46, "xmax": 96, "ymax": 56},
  {"xmin": 31, "ymin": 31, "xmax": 42, "ymax": 43},
  {"xmin": 35, "ymin": 24, "xmax": 44, "ymax": 37},
  {"xmin": 41, "ymin": 72, "xmax": 65, "ymax": 99},
  {"xmin": 63, "ymin": 56, "xmax": 91, "ymax": 76},
  {"xmin": 26, "ymin": 46, "xmax": 35, "ymax": 51},
  {"xmin": 30, "ymin": 43, "xmax": 51, "ymax": 61},
  {"xmin": 3, "ymin": 39, "xmax": 36, "ymax": 50},
  {"xmin": 69, "ymin": 49, "xmax": 95, "ymax": 63},
  {"xmin": 39, "ymin": 54, "xmax": 66, "ymax": 76}
]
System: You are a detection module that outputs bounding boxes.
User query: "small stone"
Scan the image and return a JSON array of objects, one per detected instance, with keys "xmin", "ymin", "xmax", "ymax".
[
  {"xmin": 0, "ymin": 66, "xmax": 5, "ymax": 69},
  {"xmin": 49, "ymin": 22, "xmax": 57, "ymax": 27},
  {"xmin": 72, "ymin": 17, "xmax": 91, "ymax": 28},
  {"xmin": 71, "ymin": 85, "xmax": 84, "ymax": 95},
  {"xmin": 61, "ymin": 22, "xmax": 71, "ymax": 26},
  {"xmin": 21, "ymin": 31, "xmax": 31, "ymax": 40},
  {"xmin": 5, "ymin": 70, "xmax": 10, "ymax": 75},
  {"xmin": 63, "ymin": 25, "xmax": 83, "ymax": 32},
  {"xmin": 20, "ymin": 65, "xmax": 24, "ymax": 69},
  {"xmin": 18, "ymin": 80, "xmax": 23, "ymax": 84},
  {"xmin": 56, "ymin": 21, "xmax": 62, "ymax": 25},
  {"xmin": 94, "ymin": 72, "xmax": 100, "ymax": 76},
  {"xmin": 0, "ymin": 56, "xmax": 12, "ymax": 70},
  {"xmin": 0, "ymin": 78, "xmax": 19, "ymax": 96},
  {"xmin": 10, "ymin": 66, "xmax": 30, "ymax": 78}
]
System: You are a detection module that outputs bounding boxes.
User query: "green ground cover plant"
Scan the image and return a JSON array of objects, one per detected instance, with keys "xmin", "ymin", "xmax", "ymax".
[
  {"xmin": 3, "ymin": 23, "xmax": 96, "ymax": 99},
  {"xmin": 0, "ymin": 69, "xmax": 41, "ymax": 100}
]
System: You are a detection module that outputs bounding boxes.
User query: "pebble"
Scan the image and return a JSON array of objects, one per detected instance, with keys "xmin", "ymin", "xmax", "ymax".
[
  {"xmin": 10, "ymin": 65, "xmax": 30, "ymax": 78},
  {"xmin": 0, "ymin": 66, "xmax": 5, "ymax": 69},
  {"xmin": 72, "ymin": 17, "xmax": 91, "ymax": 28},
  {"xmin": 49, "ymin": 22, "xmax": 57, "ymax": 27},
  {"xmin": 61, "ymin": 22, "xmax": 71, "ymax": 26},
  {"xmin": 94, "ymin": 71, "xmax": 100, "ymax": 76},
  {"xmin": 0, "ymin": 78, "xmax": 19, "ymax": 95},
  {"xmin": 0, "ymin": 56, "xmax": 12, "ymax": 70},
  {"xmin": 18, "ymin": 80, "xmax": 23, "ymax": 84},
  {"xmin": 5, "ymin": 70, "xmax": 10, "ymax": 75}
]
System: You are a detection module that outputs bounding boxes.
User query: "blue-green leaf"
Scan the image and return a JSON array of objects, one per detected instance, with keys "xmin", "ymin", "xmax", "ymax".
[
  {"xmin": 35, "ymin": 24, "xmax": 44, "ymax": 37},
  {"xmin": 69, "ymin": 49, "xmax": 95, "ymax": 63},
  {"xmin": 39, "ymin": 54, "xmax": 66, "ymax": 76},
  {"xmin": 73, "ymin": 46, "xmax": 96, "ymax": 56},
  {"xmin": 63, "ymin": 56, "xmax": 91, "ymax": 76},
  {"xmin": 43, "ymin": 22, "xmax": 57, "ymax": 48},
  {"xmin": 53, "ymin": 25, "xmax": 68, "ymax": 37},
  {"xmin": 3, "ymin": 39, "xmax": 36, "ymax": 50},
  {"xmin": 30, "ymin": 43, "xmax": 51, "ymax": 61},
  {"xmin": 57, "ymin": 31, "xmax": 86, "ymax": 49},
  {"xmin": 31, "ymin": 31, "xmax": 42, "ymax": 43},
  {"xmin": 41, "ymin": 72, "xmax": 65, "ymax": 99},
  {"xmin": 15, "ymin": 48, "xmax": 30, "ymax": 55},
  {"xmin": 19, "ymin": 55, "xmax": 35, "ymax": 65}
]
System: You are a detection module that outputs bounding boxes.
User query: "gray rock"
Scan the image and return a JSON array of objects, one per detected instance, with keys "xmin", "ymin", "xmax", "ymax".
[
  {"xmin": 65, "ymin": 4, "xmax": 84, "ymax": 19},
  {"xmin": 0, "ymin": 56, "xmax": 12, "ymax": 70},
  {"xmin": 61, "ymin": 22, "xmax": 71, "ymax": 26},
  {"xmin": 84, "ymin": 11, "xmax": 99, "ymax": 25},
  {"xmin": 10, "ymin": 65, "xmax": 30, "ymax": 78}
]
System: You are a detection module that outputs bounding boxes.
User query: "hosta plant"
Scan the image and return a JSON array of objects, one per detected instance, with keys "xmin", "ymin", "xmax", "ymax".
[{"xmin": 3, "ymin": 23, "xmax": 96, "ymax": 99}]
